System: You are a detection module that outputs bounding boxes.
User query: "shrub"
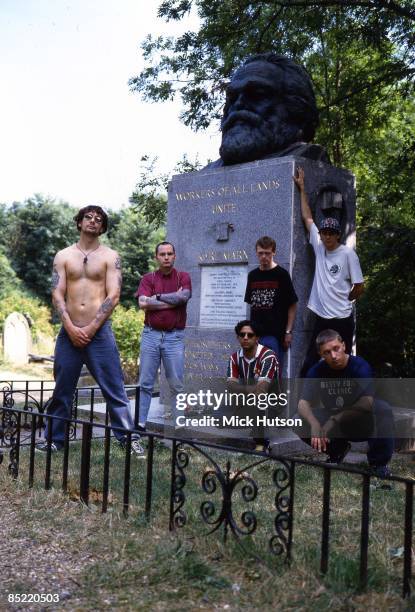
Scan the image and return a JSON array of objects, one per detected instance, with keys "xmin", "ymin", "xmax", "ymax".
[{"xmin": 111, "ymin": 306, "xmax": 144, "ymax": 382}]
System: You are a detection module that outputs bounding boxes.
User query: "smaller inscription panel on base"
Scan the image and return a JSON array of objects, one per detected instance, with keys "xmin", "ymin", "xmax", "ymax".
[{"xmin": 200, "ymin": 265, "xmax": 248, "ymax": 328}]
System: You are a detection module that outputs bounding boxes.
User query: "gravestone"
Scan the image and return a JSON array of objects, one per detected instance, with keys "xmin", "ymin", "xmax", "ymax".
[
  {"xmin": 166, "ymin": 156, "xmax": 356, "ymax": 408},
  {"xmin": 3, "ymin": 312, "xmax": 32, "ymax": 365}
]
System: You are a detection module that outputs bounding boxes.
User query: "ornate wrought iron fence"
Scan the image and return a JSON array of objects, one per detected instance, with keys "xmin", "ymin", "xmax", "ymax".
[
  {"xmin": 0, "ymin": 396, "xmax": 413, "ymax": 599},
  {"xmin": 0, "ymin": 380, "xmax": 142, "ymax": 445}
]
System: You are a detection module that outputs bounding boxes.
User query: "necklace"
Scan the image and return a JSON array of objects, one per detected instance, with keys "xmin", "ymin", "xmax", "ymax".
[{"xmin": 76, "ymin": 243, "xmax": 100, "ymax": 264}]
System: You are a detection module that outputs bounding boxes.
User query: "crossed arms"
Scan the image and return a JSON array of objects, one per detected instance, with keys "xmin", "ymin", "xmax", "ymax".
[{"xmin": 138, "ymin": 288, "xmax": 191, "ymax": 311}]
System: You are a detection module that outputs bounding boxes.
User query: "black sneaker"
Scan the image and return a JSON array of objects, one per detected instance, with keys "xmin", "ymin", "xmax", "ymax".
[
  {"xmin": 35, "ymin": 441, "xmax": 60, "ymax": 453},
  {"xmin": 370, "ymin": 465, "xmax": 392, "ymax": 479},
  {"xmin": 326, "ymin": 442, "xmax": 352, "ymax": 465},
  {"xmin": 119, "ymin": 439, "xmax": 146, "ymax": 458}
]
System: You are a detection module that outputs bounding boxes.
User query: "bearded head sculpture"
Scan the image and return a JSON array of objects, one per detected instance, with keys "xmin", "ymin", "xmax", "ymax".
[{"xmin": 209, "ymin": 53, "xmax": 328, "ymax": 167}]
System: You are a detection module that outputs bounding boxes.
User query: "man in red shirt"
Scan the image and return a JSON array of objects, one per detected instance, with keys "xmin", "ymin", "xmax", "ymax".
[{"xmin": 136, "ymin": 242, "xmax": 191, "ymax": 429}]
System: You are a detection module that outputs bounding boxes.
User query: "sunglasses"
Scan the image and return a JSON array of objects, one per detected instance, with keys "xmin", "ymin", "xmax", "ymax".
[
  {"xmin": 84, "ymin": 213, "xmax": 103, "ymax": 224},
  {"xmin": 238, "ymin": 332, "xmax": 255, "ymax": 338}
]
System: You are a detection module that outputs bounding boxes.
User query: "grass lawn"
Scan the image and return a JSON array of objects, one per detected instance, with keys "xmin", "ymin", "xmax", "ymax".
[{"xmin": 0, "ymin": 438, "xmax": 414, "ymax": 611}]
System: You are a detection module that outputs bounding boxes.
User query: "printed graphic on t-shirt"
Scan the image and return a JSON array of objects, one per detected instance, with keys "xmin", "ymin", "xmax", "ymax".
[
  {"xmin": 326, "ymin": 261, "xmax": 342, "ymax": 276},
  {"xmin": 250, "ymin": 281, "xmax": 279, "ymax": 309},
  {"xmin": 319, "ymin": 378, "xmax": 363, "ymax": 411},
  {"xmin": 335, "ymin": 396, "xmax": 344, "ymax": 408}
]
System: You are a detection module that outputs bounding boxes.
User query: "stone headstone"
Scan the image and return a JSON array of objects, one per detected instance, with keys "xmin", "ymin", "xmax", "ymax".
[
  {"xmin": 166, "ymin": 156, "xmax": 356, "ymax": 396},
  {"xmin": 3, "ymin": 312, "xmax": 32, "ymax": 365}
]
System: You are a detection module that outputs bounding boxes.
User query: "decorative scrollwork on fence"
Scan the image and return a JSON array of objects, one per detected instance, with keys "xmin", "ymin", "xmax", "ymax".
[
  {"xmin": 269, "ymin": 460, "xmax": 293, "ymax": 560},
  {"xmin": 1, "ymin": 382, "xmax": 13, "ymax": 395},
  {"xmin": 8, "ymin": 440, "xmax": 19, "ymax": 478},
  {"xmin": 1, "ymin": 390, "xmax": 43, "ymax": 447},
  {"xmin": 1, "ymin": 407, "xmax": 19, "ymax": 448},
  {"xmin": 200, "ymin": 459, "xmax": 260, "ymax": 541},
  {"xmin": 1, "ymin": 408, "xmax": 21, "ymax": 478},
  {"xmin": 171, "ymin": 444, "xmax": 189, "ymax": 529},
  {"xmin": 70, "ymin": 391, "xmax": 78, "ymax": 440}
]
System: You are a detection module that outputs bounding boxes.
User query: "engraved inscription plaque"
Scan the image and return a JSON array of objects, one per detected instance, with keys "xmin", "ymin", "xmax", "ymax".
[{"xmin": 200, "ymin": 265, "xmax": 247, "ymax": 328}]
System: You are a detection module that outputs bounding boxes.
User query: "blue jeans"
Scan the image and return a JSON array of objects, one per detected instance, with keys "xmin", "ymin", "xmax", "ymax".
[
  {"xmin": 259, "ymin": 335, "xmax": 284, "ymax": 372},
  {"xmin": 367, "ymin": 399, "xmax": 395, "ymax": 466},
  {"xmin": 301, "ymin": 399, "xmax": 394, "ymax": 466},
  {"xmin": 45, "ymin": 322, "xmax": 137, "ymax": 447},
  {"xmin": 138, "ymin": 326, "xmax": 185, "ymax": 425}
]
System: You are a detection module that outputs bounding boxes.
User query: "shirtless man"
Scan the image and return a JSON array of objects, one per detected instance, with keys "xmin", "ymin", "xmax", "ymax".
[{"xmin": 36, "ymin": 205, "xmax": 145, "ymax": 456}]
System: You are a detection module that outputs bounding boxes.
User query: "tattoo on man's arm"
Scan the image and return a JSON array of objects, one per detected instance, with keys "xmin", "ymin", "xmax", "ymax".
[
  {"xmin": 115, "ymin": 257, "xmax": 122, "ymax": 270},
  {"xmin": 54, "ymin": 300, "xmax": 67, "ymax": 321},
  {"xmin": 159, "ymin": 289, "xmax": 191, "ymax": 306},
  {"xmin": 51, "ymin": 265, "xmax": 60, "ymax": 290},
  {"xmin": 141, "ymin": 296, "xmax": 174, "ymax": 309},
  {"xmin": 95, "ymin": 297, "xmax": 113, "ymax": 321}
]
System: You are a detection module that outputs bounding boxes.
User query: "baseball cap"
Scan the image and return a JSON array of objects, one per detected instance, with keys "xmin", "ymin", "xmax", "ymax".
[{"xmin": 319, "ymin": 217, "xmax": 340, "ymax": 233}]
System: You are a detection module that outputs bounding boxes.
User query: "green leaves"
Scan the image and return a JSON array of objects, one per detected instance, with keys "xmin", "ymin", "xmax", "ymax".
[
  {"xmin": 130, "ymin": 154, "xmax": 202, "ymax": 227},
  {"xmin": 131, "ymin": 0, "xmax": 415, "ymax": 142},
  {"xmin": 110, "ymin": 206, "xmax": 158, "ymax": 307},
  {"xmin": 6, "ymin": 195, "xmax": 79, "ymax": 303}
]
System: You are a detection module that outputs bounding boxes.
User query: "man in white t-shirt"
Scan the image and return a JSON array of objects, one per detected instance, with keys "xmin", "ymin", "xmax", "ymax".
[{"xmin": 293, "ymin": 168, "xmax": 365, "ymax": 374}]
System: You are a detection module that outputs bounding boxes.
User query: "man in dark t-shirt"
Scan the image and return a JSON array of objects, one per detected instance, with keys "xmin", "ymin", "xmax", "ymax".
[
  {"xmin": 298, "ymin": 329, "xmax": 394, "ymax": 476},
  {"xmin": 245, "ymin": 236, "xmax": 298, "ymax": 369}
]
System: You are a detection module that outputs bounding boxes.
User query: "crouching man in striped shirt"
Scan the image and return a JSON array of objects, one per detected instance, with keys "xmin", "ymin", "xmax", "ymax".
[{"xmin": 225, "ymin": 320, "xmax": 279, "ymax": 451}]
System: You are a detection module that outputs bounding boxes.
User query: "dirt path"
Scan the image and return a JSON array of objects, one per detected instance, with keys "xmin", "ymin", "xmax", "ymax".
[{"xmin": 0, "ymin": 487, "xmax": 98, "ymax": 611}]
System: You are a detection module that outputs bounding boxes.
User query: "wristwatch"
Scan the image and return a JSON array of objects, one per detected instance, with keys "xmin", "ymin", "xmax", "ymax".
[{"xmin": 156, "ymin": 294, "xmax": 161, "ymax": 301}]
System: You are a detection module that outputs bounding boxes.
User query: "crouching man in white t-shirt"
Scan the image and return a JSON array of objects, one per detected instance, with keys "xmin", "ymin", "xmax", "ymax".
[{"xmin": 293, "ymin": 167, "xmax": 365, "ymax": 375}]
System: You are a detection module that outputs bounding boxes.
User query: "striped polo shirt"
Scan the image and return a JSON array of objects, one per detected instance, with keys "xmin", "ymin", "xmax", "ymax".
[{"xmin": 227, "ymin": 344, "xmax": 278, "ymax": 384}]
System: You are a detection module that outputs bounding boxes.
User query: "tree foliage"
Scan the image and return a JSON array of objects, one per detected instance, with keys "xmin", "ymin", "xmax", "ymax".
[
  {"xmin": 0, "ymin": 250, "xmax": 20, "ymax": 298},
  {"xmin": 130, "ymin": 1, "xmax": 414, "ymax": 144},
  {"xmin": 110, "ymin": 206, "xmax": 158, "ymax": 307},
  {"xmin": 358, "ymin": 224, "xmax": 415, "ymax": 375},
  {"xmin": 5, "ymin": 195, "xmax": 78, "ymax": 303},
  {"xmin": 130, "ymin": 154, "xmax": 202, "ymax": 227},
  {"xmin": 129, "ymin": 156, "xmax": 169, "ymax": 228}
]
